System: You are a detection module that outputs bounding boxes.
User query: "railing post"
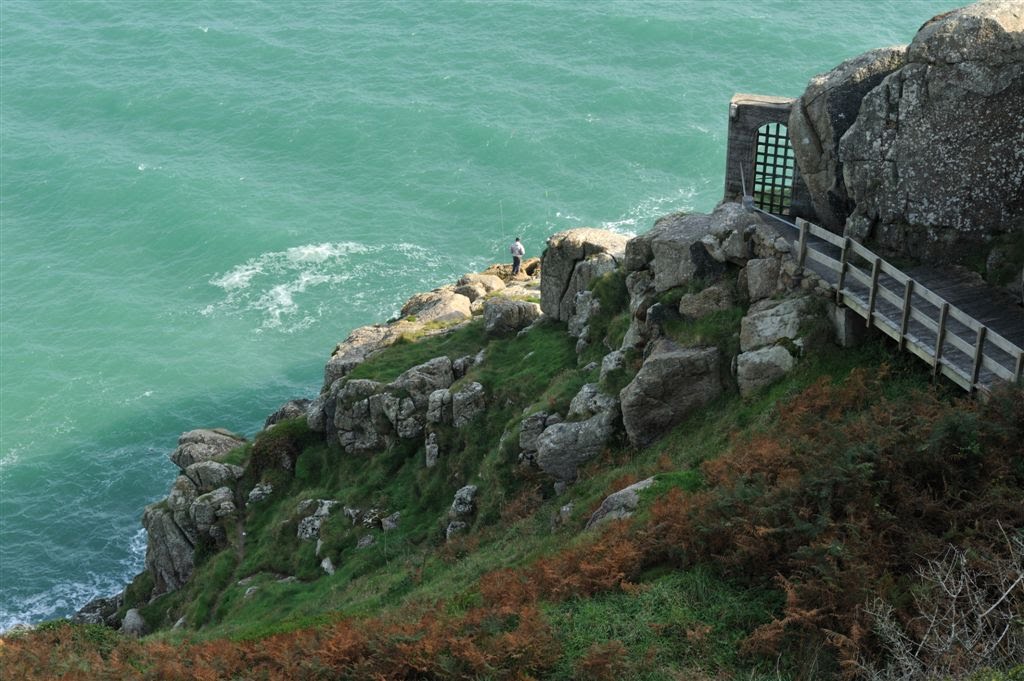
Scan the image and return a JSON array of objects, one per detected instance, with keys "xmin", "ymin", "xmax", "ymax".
[
  {"xmin": 1015, "ymin": 350, "xmax": 1023, "ymax": 385},
  {"xmin": 836, "ymin": 238, "xmax": 850, "ymax": 306},
  {"xmin": 971, "ymin": 326, "xmax": 987, "ymax": 392},
  {"xmin": 866, "ymin": 257, "xmax": 881, "ymax": 326},
  {"xmin": 796, "ymin": 218, "xmax": 809, "ymax": 270},
  {"xmin": 933, "ymin": 302, "xmax": 949, "ymax": 377},
  {"xmin": 899, "ymin": 279, "xmax": 914, "ymax": 351}
]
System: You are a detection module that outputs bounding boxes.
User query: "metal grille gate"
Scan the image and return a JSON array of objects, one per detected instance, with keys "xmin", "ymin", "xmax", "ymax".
[{"xmin": 753, "ymin": 122, "xmax": 795, "ymax": 215}]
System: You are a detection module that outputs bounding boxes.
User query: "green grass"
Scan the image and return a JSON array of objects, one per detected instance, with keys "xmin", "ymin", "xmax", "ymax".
[
  {"xmin": 134, "ymin": 270, "xmax": 955, "ymax": 680},
  {"xmin": 346, "ymin": 320, "xmax": 487, "ymax": 383}
]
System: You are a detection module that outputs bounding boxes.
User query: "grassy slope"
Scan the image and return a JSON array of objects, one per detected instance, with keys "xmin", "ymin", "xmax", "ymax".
[{"xmin": 5, "ymin": 270, "xmax": 1022, "ymax": 681}]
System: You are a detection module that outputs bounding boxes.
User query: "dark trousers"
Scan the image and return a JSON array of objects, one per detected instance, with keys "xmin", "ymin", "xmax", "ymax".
[{"xmin": 512, "ymin": 255, "xmax": 521, "ymax": 275}]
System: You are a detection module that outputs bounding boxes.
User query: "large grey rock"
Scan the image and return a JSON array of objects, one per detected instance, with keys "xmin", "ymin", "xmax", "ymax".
[
  {"xmin": 189, "ymin": 486, "xmax": 236, "ymax": 539},
  {"xmin": 483, "ymin": 297, "xmax": 542, "ymax": 336},
  {"xmin": 745, "ymin": 258, "xmax": 782, "ymax": 303},
  {"xmin": 586, "ymin": 477, "xmax": 656, "ymax": 529},
  {"xmin": 678, "ymin": 282, "xmax": 736, "ymax": 319},
  {"xmin": 120, "ymin": 609, "xmax": 147, "ymax": 638},
  {"xmin": 389, "ymin": 357, "xmax": 455, "ymax": 406},
  {"xmin": 458, "ymin": 272, "xmax": 506, "ymax": 293},
  {"xmin": 264, "ymin": 399, "xmax": 311, "ymax": 429},
  {"xmin": 450, "ymin": 485, "xmax": 478, "ymax": 518},
  {"xmin": 625, "ymin": 212, "xmax": 723, "ymax": 292},
  {"xmin": 169, "ymin": 429, "xmax": 246, "ymax": 471},
  {"xmin": 72, "ymin": 592, "xmax": 124, "ymax": 627},
  {"xmin": 451, "ymin": 382, "xmax": 486, "ymax": 427},
  {"xmin": 736, "ymin": 345, "xmax": 797, "ymax": 397},
  {"xmin": 334, "ymin": 379, "xmax": 390, "ymax": 453},
  {"xmin": 540, "ymin": 228, "xmax": 628, "ymax": 321},
  {"xmin": 426, "ymin": 388, "xmax": 453, "ymax": 425},
  {"xmin": 535, "ymin": 411, "xmax": 617, "ymax": 483},
  {"xmin": 425, "ymin": 431, "xmax": 440, "ymax": 467},
  {"xmin": 740, "ymin": 296, "xmax": 815, "ymax": 352},
  {"xmin": 400, "ymin": 289, "xmax": 472, "ymax": 325},
  {"xmin": 141, "ymin": 503, "xmax": 194, "ymax": 596},
  {"xmin": 620, "ymin": 340, "xmax": 722, "ymax": 448},
  {"xmin": 567, "ymin": 383, "xmax": 619, "ymax": 421},
  {"xmin": 518, "ymin": 411, "xmax": 561, "ymax": 465},
  {"xmin": 699, "ymin": 203, "xmax": 761, "ymax": 265},
  {"xmin": 323, "ymin": 324, "xmax": 396, "ymax": 388},
  {"xmin": 841, "ymin": 1, "xmax": 1024, "ymax": 262},
  {"xmin": 183, "ymin": 460, "xmax": 244, "ymax": 493},
  {"xmin": 789, "ymin": 47, "xmax": 907, "ymax": 229}
]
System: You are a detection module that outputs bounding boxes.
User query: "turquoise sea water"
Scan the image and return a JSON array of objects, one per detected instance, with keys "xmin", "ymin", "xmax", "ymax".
[{"xmin": 0, "ymin": 0, "xmax": 960, "ymax": 629}]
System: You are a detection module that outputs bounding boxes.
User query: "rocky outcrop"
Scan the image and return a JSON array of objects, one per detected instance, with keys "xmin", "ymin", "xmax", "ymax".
[
  {"xmin": 483, "ymin": 297, "xmax": 542, "ymax": 336},
  {"xmin": 168, "ymin": 429, "xmax": 246, "ymax": 471},
  {"xmin": 624, "ymin": 211, "xmax": 723, "ymax": 292},
  {"xmin": 840, "ymin": 1, "xmax": 1024, "ymax": 264},
  {"xmin": 620, "ymin": 340, "xmax": 722, "ymax": 448},
  {"xmin": 452, "ymin": 382, "xmax": 486, "ymax": 427},
  {"xmin": 586, "ymin": 477, "xmax": 655, "ymax": 529},
  {"xmin": 535, "ymin": 383, "xmax": 619, "ymax": 485},
  {"xmin": 736, "ymin": 345, "xmax": 797, "ymax": 397},
  {"xmin": 119, "ymin": 609, "xmax": 147, "ymax": 638},
  {"xmin": 330, "ymin": 356, "xmax": 458, "ymax": 453},
  {"xmin": 739, "ymin": 296, "xmax": 815, "ymax": 352},
  {"xmin": 518, "ymin": 411, "xmax": 562, "ymax": 465},
  {"xmin": 446, "ymin": 485, "xmax": 478, "ymax": 540},
  {"xmin": 264, "ymin": 399, "xmax": 311, "ymax": 429},
  {"xmin": 400, "ymin": 289, "xmax": 472, "ymax": 325},
  {"xmin": 678, "ymin": 282, "xmax": 736, "ymax": 319},
  {"xmin": 142, "ymin": 433, "xmax": 248, "ymax": 597},
  {"xmin": 541, "ymin": 228, "xmax": 628, "ymax": 322},
  {"xmin": 789, "ymin": 47, "xmax": 907, "ymax": 230}
]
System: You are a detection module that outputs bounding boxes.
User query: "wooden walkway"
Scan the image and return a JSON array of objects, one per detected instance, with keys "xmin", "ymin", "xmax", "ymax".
[{"xmin": 757, "ymin": 212, "xmax": 1024, "ymax": 394}]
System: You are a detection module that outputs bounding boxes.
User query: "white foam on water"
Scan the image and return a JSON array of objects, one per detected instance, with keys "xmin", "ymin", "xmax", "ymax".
[{"xmin": 0, "ymin": 528, "xmax": 147, "ymax": 634}]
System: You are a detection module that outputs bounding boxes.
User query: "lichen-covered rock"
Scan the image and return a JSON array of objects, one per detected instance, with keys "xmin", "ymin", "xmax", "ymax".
[
  {"xmin": 248, "ymin": 482, "xmax": 273, "ymax": 504},
  {"xmin": 425, "ymin": 431, "xmax": 440, "ymax": 467},
  {"xmin": 452, "ymin": 382, "xmax": 486, "ymax": 428},
  {"xmin": 620, "ymin": 340, "xmax": 722, "ymax": 448},
  {"xmin": 264, "ymin": 399, "xmax": 312, "ymax": 429},
  {"xmin": 736, "ymin": 345, "xmax": 798, "ymax": 397},
  {"xmin": 540, "ymin": 228, "xmax": 628, "ymax": 321},
  {"xmin": 141, "ymin": 503, "xmax": 194, "ymax": 596},
  {"xmin": 334, "ymin": 379, "xmax": 390, "ymax": 453},
  {"xmin": 400, "ymin": 289, "xmax": 472, "ymax": 325},
  {"xmin": 745, "ymin": 258, "xmax": 782, "ymax": 303},
  {"xmin": 454, "ymin": 281, "xmax": 488, "ymax": 302},
  {"xmin": 483, "ymin": 297, "xmax": 542, "ymax": 336},
  {"xmin": 120, "ymin": 609, "xmax": 147, "ymax": 638},
  {"xmin": 323, "ymin": 324, "xmax": 397, "ymax": 388},
  {"xmin": 183, "ymin": 461, "xmax": 244, "ymax": 493},
  {"xmin": 426, "ymin": 388, "xmax": 452, "ymax": 425},
  {"xmin": 740, "ymin": 296, "xmax": 815, "ymax": 352},
  {"xmin": 169, "ymin": 429, "xmax": 246, "ymax": 471},
  {"xmin": 699, "ymin": 202, "xmax": 760, "ymax": 265},
  {"xmin": 586, "ymin": 477, "xmax": 656, "ymax": 529},
  {"xmin": 678, "ymin": 282, "xmax": 736, "ymax": 319},
  {"xmin": 296, "ymin": 499, "xmax": 338, "ymax": 541},
  {"xmin": 625, "ymin": 212, "xmax": 723, "ymax": 292},
  {"xmin": 518, "ymin": 411, "xmax": 561, "ymax": 464},
  {"xmin": 450, "ymin": 485, "xmax": 478, "ymax": 519},
  {"xmin": 535, "ymin": 411, "xmax": 617, "ymax": 484},
  {"xmin": 567, "ymin": 383, "xmax": 619, "ymax": 421},
  {"xmin": 789, "ymin": 47, "xmax": 907, "ymax": 229},
  {"xmin": 189, "ymin": 486, "xmax": 235, "ymax": 539},
  {"xmin": 840, "ymin": 1, "xmax": 1024, "ymax": 263},
  {"xmin": 459, "ymin": 272, "xmax": 506, "ymax": 293}
]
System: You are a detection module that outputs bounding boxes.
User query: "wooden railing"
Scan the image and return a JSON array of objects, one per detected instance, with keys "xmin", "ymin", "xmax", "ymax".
[{"xmin": 794, "ymin": 218, "xmax": 1024, "ymax": 394}]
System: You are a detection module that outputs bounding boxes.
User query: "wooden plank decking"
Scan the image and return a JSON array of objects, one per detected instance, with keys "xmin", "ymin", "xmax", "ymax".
[{"xmin": 757, "ymin": 212, "xmax": 1024, "ymax": 394}]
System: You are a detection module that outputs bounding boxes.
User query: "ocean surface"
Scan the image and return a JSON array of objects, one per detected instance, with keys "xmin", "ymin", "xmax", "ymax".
[{"xmin": 0, "ymin": 0, "xmax": 961, "ymax": 630}]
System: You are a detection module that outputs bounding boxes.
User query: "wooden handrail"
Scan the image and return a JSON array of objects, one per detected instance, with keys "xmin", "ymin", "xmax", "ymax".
[{"xmin": 792, "ymin": 217, "xmax": 1024, "ymax": 394}]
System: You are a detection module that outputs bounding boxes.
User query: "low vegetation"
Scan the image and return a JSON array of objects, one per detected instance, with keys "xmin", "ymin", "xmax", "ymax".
[{"xmin": 4, "ymin": 274, "xmax": 1022, "ymax": 681}]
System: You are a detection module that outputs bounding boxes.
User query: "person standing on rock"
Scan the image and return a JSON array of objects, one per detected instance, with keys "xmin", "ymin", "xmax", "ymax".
[{"xmin": 510, "ymin": 237, "xmax": 525, "ymax": 277}]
